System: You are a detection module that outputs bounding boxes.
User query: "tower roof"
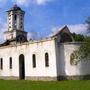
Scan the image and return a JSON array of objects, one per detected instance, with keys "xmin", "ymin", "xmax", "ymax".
[
  {"xmin": 11, "ymin": 4, "xmax": 21, "ymax": 10},
  {"xmin": 7, "ymin": 4, "xmax": 24, "ymax": 12}
]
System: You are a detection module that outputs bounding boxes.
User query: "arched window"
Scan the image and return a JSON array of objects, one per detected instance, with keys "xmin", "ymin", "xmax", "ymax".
[
  {"xmin": 32, "ymin": 54, "xmax": 36, "ymax": 68},
  {"xmin": 45, "ymin": 53, "xmax": 49, "ymax": 67},
  {"xmin": 0, "ymin": 58, "xmax": 3, "ymax": 70},
  {"xmin": 10, "ymin": 57, "xmax": 12, "ymax": 69},
  {"xmin": 14, "ymin": 14, "xmax": 17, "ymax": 20},
  {"xmin": 19, "ymin": 54, "xmax": 25, "ymax": 79},
  {"xmin": 14, "ymin": 14, "xmax": 17, "ymax": 28}
]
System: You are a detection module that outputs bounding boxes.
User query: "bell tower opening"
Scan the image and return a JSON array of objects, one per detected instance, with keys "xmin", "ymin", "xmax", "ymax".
[
  {"xmin": 14, "ymin": 14, "xmax": 17, "ymax": 21},
  {"xmin": 14, "ymin": 14, "xmax": 17, "ymax": 28}
]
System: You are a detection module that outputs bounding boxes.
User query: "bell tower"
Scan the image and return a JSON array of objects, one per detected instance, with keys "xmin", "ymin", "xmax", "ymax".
[{"xmin": 4, "ymin": 5, "xmax": 27, "ymax": 43}]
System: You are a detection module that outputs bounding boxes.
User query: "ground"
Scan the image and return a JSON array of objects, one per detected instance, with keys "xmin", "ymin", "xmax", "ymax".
[{"xmin": 0, "ymin": 80, "xmax": 90, "ymax": 90}]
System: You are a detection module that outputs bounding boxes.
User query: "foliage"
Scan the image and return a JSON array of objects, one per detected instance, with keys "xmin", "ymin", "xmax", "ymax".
[
  {"xmin": 70, "ymin": 35, "xmax": 90, "ymax": 64},
  {"xmin": 77, "ymin": 17, "xmax": 90, "ymax": 60},
  {"xmin": 86, "ymin": 17, "xmax": 90, "ymax": 32},
  {"xmin": 1, "ymin": 80, "xmax": 90, "ymax": 90},
  {"xmin": 72, "ymin": 33, "xmax": 85, "ymax": 42},
  {"xmin": 79, "ymin": 37, "xmax": 90, "ymax": 59}
]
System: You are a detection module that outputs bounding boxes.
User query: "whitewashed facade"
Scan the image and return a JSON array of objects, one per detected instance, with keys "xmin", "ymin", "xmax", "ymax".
[{"xmin": 0, "ymin": 5, "xmax": 90, "ymax": 80}]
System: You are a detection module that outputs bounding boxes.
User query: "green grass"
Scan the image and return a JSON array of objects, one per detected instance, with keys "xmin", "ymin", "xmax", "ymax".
[{"xmin": 0, "ymin": 80, "xmax": 90, "ymax": 90}]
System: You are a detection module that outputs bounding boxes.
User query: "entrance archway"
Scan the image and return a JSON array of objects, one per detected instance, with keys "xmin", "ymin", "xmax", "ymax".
[{"xmin": 19, "ymin": 54, "xmax": 25, "ymax": 79}]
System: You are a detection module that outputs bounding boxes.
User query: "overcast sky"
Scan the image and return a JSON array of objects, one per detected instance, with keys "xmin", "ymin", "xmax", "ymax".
[{"xmin": 0, "ymin": 0, "xmax": 90, "ymax": 41}]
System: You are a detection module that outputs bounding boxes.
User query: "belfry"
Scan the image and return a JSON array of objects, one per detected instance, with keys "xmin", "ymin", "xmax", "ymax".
[{"xmin": 4, "ymin": 4, "xmax": 27, "ymax": 43}]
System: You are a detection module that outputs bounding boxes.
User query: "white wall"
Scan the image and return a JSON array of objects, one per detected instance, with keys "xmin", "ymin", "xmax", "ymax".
[
  {"xmin": 1, "ymin": 38, "xmax": 90, "ymax": 79},
  {"xmin": 0, "ymin": 39, "xmax": 57, "ymax": 78},
  {"xmin": 56, "ymin": 43, "xmax": 90, "ymax": 76}
]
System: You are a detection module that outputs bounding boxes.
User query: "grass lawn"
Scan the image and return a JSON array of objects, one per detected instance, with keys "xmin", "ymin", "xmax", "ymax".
[{"xmin": 0, "ymin": 80, "xmax": 90, "ymax": 90}]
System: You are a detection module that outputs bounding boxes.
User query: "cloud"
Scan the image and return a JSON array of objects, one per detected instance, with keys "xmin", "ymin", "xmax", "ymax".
[
  {"xmin": 12, "ymin": 0, "xmax": 53, "ymax": 6},
  {"xmin": 35, "ymin": 0, "xmax": 53, "ymax": 5},
  {"xmin": 0, "ymin": 18, "xmax": 7, "ymax": 43},
  {"xmin": 0, "ymin": 0, "xmax": 7, "ymax": 7},
  {"xmin": 50, "ymin": 24, "xmax": 87, "ymax": 37},
  {"xmin": 27, "ymin": 31, "xmax": 39, "ymax": 40},
  {"xmin": 12, "ymin": 0, "xmax": 31, "ymax": 6},
  {"xmin": 68, "ymin": 24, "xmax": 87, "ymax": 35},
  {"xmin": 0, "ymin": 0, "xmax": 7, "ymax": 3}
]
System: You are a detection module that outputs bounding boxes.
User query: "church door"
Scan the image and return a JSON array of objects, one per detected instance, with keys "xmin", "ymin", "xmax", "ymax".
[{"xmin": 19, "ymin": 54, "xmax": 25, "ymax": 79}]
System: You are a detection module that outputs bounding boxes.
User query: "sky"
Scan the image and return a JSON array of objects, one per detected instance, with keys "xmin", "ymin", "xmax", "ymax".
[{"xmin": 0, "ymin": 0, "xmax": 90, "ymax": 41}]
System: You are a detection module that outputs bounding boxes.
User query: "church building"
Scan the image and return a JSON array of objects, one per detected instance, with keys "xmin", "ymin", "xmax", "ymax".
[{"xmin": 0, "ymin": 5, "xmax": 90, "ymax": 80}]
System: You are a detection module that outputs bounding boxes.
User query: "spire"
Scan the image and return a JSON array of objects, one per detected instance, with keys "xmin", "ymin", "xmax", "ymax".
[
  {"xmin": 11, "ymin": 4, "xmax": 21, "ymax": 10},
  {"xmin": 7, "ymin": 4, "xmax": 24, "ymax": 12}
]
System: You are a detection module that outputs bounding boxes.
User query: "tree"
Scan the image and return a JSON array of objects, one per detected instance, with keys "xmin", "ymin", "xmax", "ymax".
[
  {"xmin": 78, "ymin": 17, "xmax": 90, "ymax": 59},
  {"xmin": 86, "ymin": 17, "xmax": 90, "ymax": 33},
  {"xmin": 72, "ymin": 33, "xmax": 85, "ymax": 42},
  {"xmin": 79, "ymin": 37, "xmax": 90, "ymax": 59}
]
